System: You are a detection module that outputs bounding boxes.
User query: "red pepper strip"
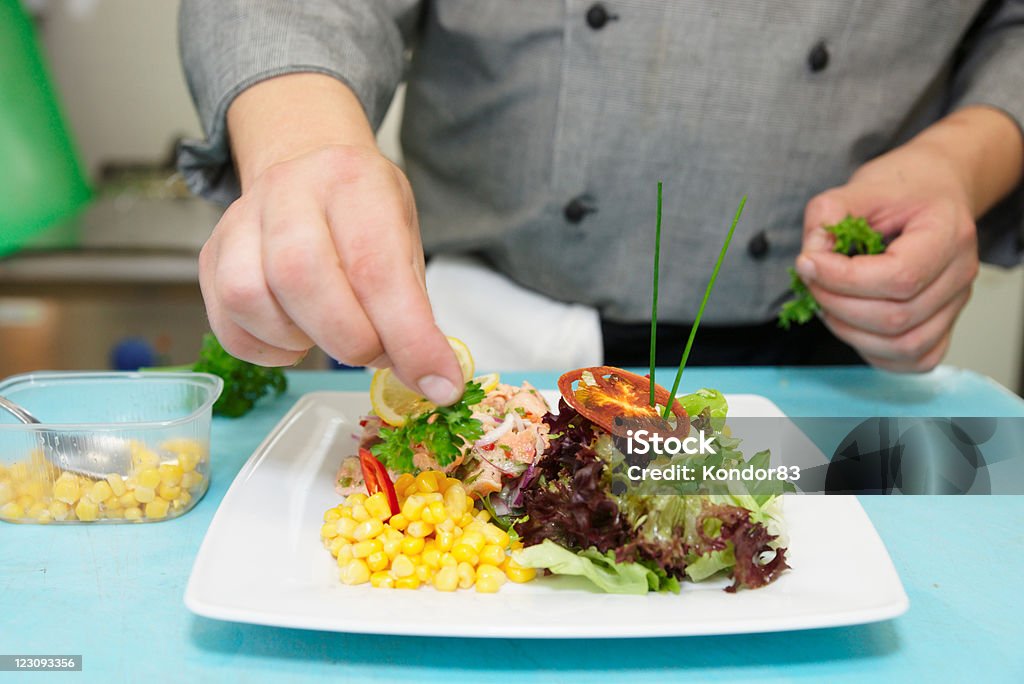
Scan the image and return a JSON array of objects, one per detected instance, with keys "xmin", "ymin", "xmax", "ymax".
[{"xmin": 358, "ymin": 448, "xmax": 400, "ymax": 515}]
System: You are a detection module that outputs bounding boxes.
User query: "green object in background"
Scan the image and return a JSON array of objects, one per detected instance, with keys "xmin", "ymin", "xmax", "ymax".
[{"xmin": 0, "ymin": 0, "xmax": 91, "ymax": 256}]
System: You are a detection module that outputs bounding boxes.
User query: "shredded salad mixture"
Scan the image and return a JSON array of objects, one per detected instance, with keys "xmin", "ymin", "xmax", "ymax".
[{"xmin": 323, "ymin": 365, "xmax": 790, "ymax": 595}]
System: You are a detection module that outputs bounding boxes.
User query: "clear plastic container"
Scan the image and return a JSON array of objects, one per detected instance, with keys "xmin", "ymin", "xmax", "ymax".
[{"xmin": 0, "ymin": 372, "xmax": 222, "ymax": 524}]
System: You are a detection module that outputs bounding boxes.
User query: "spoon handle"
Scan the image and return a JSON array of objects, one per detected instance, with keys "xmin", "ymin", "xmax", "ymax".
[{"xmin": 0, "ymin": 395, "xmax": 41, "ymax": 425}]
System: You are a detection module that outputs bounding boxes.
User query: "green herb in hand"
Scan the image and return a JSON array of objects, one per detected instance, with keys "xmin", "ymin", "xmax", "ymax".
[
  {"xmin": 192, "ymin": 333, "xmax": 287, "ymax": 417},
  {"xmin": 371, "ymin": 381, "xmax": 486, "ymax": 473},
  {"xmin": 778, "ymin": 215, "xmax": 885, "ymax": 330}
]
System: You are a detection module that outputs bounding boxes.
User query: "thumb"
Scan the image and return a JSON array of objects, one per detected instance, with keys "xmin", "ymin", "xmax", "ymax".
[{"xmin": 803, "ymin": 187, "xmax": 860, "ymax": 254}]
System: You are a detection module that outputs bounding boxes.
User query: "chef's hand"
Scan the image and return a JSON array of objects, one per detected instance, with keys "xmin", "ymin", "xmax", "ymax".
[
  {"xmin": 798, "ymin": 106, "xmax": 1024, "ymax": 372},
  {"xmin": 198, "ymin": 73, "xmax": 465, "ymax": 405}
]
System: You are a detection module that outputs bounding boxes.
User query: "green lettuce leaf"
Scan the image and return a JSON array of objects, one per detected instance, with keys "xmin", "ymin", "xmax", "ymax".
[
  {"xmin": 677, "ymin": 388, "xmax": 728, "ymax": 419},
  {"xmin": 513, "ymin": 540, "xmax": 680, "ymax": 595}
]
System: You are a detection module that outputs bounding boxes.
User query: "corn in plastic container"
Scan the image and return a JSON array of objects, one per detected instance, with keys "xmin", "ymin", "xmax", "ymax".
[{"xmin": 0, "ymin": 372, "xmax": 222, "ymax": 524}]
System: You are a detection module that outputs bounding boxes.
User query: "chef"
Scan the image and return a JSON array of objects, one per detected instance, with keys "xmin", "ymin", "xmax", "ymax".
[{"xmin": 178, "ymin": 1, "xmax": 1024, "ymax": 406}]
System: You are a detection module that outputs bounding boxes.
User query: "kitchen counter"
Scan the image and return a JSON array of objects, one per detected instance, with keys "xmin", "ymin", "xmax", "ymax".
[{"xmin": 2, "ymin": 367, "xmax": 1023, "ymax": 683}]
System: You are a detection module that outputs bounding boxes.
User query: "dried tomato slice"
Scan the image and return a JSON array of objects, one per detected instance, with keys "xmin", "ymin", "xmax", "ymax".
[{"xmin": 557, "ymin": 366, "xmax": 689, "ymax": 437}]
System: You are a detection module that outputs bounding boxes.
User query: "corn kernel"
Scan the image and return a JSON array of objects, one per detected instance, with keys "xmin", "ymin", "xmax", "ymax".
[
  {"xmin": 475, "ymin": 509, "xmax": 491, "ymax": 523},
  {"xmin": 53, "ymin": 475, "xmax": 80, "ymax": 505},
  {"xmin": 421, "ymin": 501, "xmax": 447, "ymax": 525},
  {"xmin": 393, "ymin": 473, "xmax": 415, "ymax": 495},
  {"xmin": 458, "ymin": 512, "xmax": 475, "ymax": 528},
  {"xmin": 131, "ymin": 445, "xmax": 160, "ymax": 470},
  {"xmin": 475, "ymin": 575, "xmax": 502, "ymax": 593},
  {"xmin": 390, "ymin": 554, "xmax": 415, "ymax": 578},
  {"xmin": 352, "ymin": 539, "xmax": 384, "ymax": 559},
  {"xmin": 366, "ymin": 550, "xmax": 389, "ymax": 572},
  {"xmin": 335, "ymin": 517, "xmax": 358, "ymax": 540},
  {"xmin": 444, "ymin": 484, "xmax": 468, "ymax": 517},
  {"xmin": 351, "ymin": 504, "xmax": 370, "ymax": 522},
  {"xmin": 406, "ymin": 520, "xmax": 433, "ymax": 538},
  {"xmin": 158, "ymin": 463, "xmax": 183, "ymax": 487},
  {"xmin": 440, "ymin": 552, "xmax": 457, "ymax": 567},
  {"xmin": 48, "ymin": 500, "xmax": 70, "ymax": 521},
  {"xmin": 180, "ymin": 471, "xmax": 203, "ymax": 490},
  {"xmin": 459, "ymin": 531, "xmax": 486, "ymax": 554},
  {"xmin": 403, "ymin": 484, "xmax": 419, "ymax": 499},
  {"xmin": 136, "ymin": 468, "xmax": 161, "ymax": 490},
  {"xmin": 370, "ymin": 571, "xmax": 394, "ymax": 588},
  {"xmin": 102, "ymin": 473, "xmax": 126, "ymax": 497},
  {"xmin": 336, "ymin": 544, "xmax": 354, "ymax": 564},
  {"xmin": 352, "ymin": 518, "xmax": 385, "ymax": 541},
  {"xmin": 328, "ymin": 537, "xmax": 347, "ymax": 557},
  {"xmin": 15, "ymin": 494, "xmax": 33, "ymax": 510},
  {"xmin": 401, "ymin": 536, "xmax": 425, "ymax": 556},
  {"xmin": 124, "ymin": 506, "xmax": 143, "ymax": 521},
  {"xmin": 451, "ymin": 546, "xmax": 478, "ymax": 566},
  {"xmin": 133, "ymin": 486, "xmax": 156, "ymax": 504},
  {"xmin": 437, "ymin": 517, "xmax": 456, "ymax": 533},
  {"xmin": 388, "ymin": 513, "xmax": 408, "ymax": 531},
  {"xmin": 456, "ymin": 562, "xmax": 476, "ymax": 589},
  {"xmin": 340, "ymin": 559, "xmax": 371, "ymax": 585},
  {"xmin": 324, "ymin": 508, "xmax": 341, "ymax": 523},
  {"xmin": 401, "ymin": 494, "xmax": 427, "ymax": 521},
  {"xmin": 480, "ymin": 544, "xmax": 506, "ymax": 567},
  {"xmin": 415, "ymin": 564, "xmax": 434, "ymax": 583},
  {"xmin": 75, "ymin": 499, "xmax": 99, "ymax": 522},
  {"xmin": 433, "ymin": 565, "xmax": 458, "ymax": 592},
  {"xmin": 321, "ymin": 522, "xmax": 339, "ymax": 539},
  {"xmin": 394, "ymin": 576, "xmax": 421, "ymax": 590},
  {"xmin": 482, "ymin": 524, "xmax": 510, "ymax": 548},
  {"xmin": 177, "ymin": 450, "xmax": 200, "ymax": 473},
  {"xmin": 346, "ymin": 493, "xmax": 367, "ymax": 506},
  {"xmin": 173, "ymin": 490, "xmax": 192, "ymax": 510},
  {"xmin": 145, "ymin": 498, "xmax": 170, "ymax": 519},
  {"xmin": 504, "ymin": 558, "xmax": 537, "ymax": 583},
  {"xmin": 383, "ymin": 527, "xmax": 403, "ymax": 542},
  {"xmin": 0, "ymin": 481, "xmax": 12, "ymax": 506},
  {"xmin": 34, "ymin": 508, "xmax": 53, "ymax": 524},
  {"xmin": 0, "ymin": 501, "xmax": 25, "ymax": 519},
  {"xmin": 415, "ymin": 471, "xmax": 439, "ymax": 493},
  {"xmin": 422, "ymin": 547, "xmax": 442, "ymax": 569},
  {"xmin": 118, "ymin": 492, "xmax": 137, "ymax": 508},
  {"xmin": 157, "ymin": 483, "xmax": 181, "ymax": 501},
  {"xmin": 440, "ymin": 477, "xmax": 461, "ymax": 493},
  {"xmin": 382, "ymin": 537, "xmax": 402, "ymax": 560},
  {"xmin": 364, "ymin": 492, "xmax": 392, "ymax": 521}
]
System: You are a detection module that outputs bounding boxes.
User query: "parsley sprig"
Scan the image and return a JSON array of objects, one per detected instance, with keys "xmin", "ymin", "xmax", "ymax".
[
  {"xmin": 371, "ymin": 381, "xmax": 486, "ymax": 473},
  {"xmin": 778, "ymin": 215, "xmax": 885, "ymax": 330}
]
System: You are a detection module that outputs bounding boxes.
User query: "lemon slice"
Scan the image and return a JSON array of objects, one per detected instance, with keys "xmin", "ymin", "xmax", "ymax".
[
  {"xmin": 370, "ymin": 337, "xmax": 475, "ymax": 427},
  {"xmin": 472, "ymin": 372, "xmax": 501, "ymax": 393}
]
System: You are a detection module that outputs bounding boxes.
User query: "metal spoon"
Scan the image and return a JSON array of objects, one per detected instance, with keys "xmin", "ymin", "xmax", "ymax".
[{"xmin": 0, "ymin": 395, "xmax": 133, "ymax": 479}]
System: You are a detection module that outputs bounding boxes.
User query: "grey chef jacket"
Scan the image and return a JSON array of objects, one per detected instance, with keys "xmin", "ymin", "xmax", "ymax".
[{"xmin": 178, "ymin": 0, "xmax": 1024, "ymax": 325}]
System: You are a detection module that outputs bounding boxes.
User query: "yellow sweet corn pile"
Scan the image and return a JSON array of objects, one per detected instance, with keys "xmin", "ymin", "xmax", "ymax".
[
  {"xmin": 0, "ymin": 439, "xmax": 207, "ymax": 523},
  {"xmin": 321, "ymin": 470, "xmax": 536, "ymax": 592}
]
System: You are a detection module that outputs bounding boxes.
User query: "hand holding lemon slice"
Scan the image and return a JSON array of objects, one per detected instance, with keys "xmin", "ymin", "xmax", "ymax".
[{"xmin": 370, "ymin": 337, "xmax": 497, "ymax": 426}]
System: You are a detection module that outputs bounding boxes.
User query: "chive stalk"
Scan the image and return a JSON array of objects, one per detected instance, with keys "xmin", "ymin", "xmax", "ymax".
[
  {"xmin": 649, "ymin": 181, "xmax": 663, "ymax": 407},
  {"xmin": 662, "ymin": 196, "xmax": 747, "ymax": 419}
]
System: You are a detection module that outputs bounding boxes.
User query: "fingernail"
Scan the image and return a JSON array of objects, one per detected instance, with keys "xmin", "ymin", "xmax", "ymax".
[
  {"xmin": 418, "ymin": 374, "xmax": 460, "ymax": 405},
  {"xmin": 796, "ymin": 255, "xmax": 817, "ymax": 282}
]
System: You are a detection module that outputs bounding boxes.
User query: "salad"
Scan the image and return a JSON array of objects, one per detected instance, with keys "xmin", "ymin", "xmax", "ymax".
[{"xmin": 326, "ymin": 352, "xmax": 789, "ymax": 595}]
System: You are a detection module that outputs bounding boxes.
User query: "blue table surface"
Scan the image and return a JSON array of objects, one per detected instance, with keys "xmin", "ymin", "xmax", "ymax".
[{"xmin": 3, "ymin": 367, "xmax": 1023, "ymax": 683}]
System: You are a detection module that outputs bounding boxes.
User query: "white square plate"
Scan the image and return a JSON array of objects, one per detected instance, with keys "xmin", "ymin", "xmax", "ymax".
[{"xmin": 185, "ymin": 391, "xmax": 908, "ymax": 638}]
